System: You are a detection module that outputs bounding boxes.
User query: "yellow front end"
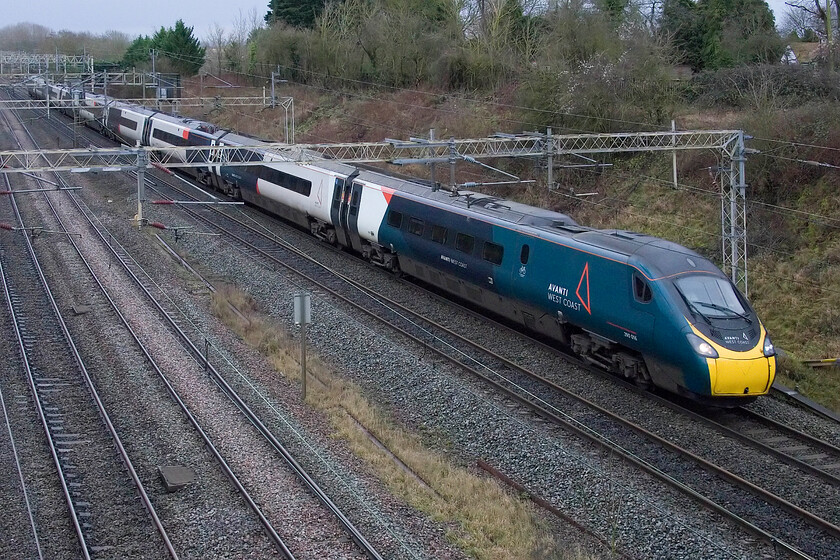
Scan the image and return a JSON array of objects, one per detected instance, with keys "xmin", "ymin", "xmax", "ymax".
[{"xmin": 691, "ymin": 325, "xmax": 776, "ymax": 396}]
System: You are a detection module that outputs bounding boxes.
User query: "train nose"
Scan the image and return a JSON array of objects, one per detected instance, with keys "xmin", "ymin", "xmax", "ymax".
[{"xmin": 709, "ymin": 355, "xmax": 775, "ymax": 396}]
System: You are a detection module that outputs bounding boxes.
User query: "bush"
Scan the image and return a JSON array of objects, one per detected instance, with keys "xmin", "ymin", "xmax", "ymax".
[{"xmin": 692, "ymin": 65, "xmax": 840, "ymax": 109}]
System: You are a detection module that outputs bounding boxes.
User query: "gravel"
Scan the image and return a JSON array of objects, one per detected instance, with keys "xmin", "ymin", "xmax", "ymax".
[
  {"xmin": 10, "ymin": 104, "xmax": 839, "ymax": 559},
  {"xmin": 163, "ymin": 205, "xmax": 775, "ymax": 559}
]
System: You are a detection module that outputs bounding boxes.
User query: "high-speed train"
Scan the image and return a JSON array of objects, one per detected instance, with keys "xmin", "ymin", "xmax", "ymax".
[{"xmin": 28, "ymin": 78, "xmax": 776, "ymax": 405}]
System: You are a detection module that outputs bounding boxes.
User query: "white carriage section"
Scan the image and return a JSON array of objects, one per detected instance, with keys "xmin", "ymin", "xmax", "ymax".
[
  {"xmin": 253, "ymin": 160, "xmax": 336, "ymax": 219},
  {"xmin": 110, "ymin": 104, "xmax": 146, "ymax": 144},
  {"xmin": 303, "ymin": 164, "xmax": 341, "ymax": 224},
  {"xmin": 148, "ymin": 117, "xmax": 192, "ymax": 160},
  {"xmin": 48, "ymin": 85, "xmax": 65, "ymax": 102},
  {"xmin": 354, "ymin": 179, "xmax": 392, "ymax": 244},
  {"xmin": 78, "ymin": 94, "xmax": 107, "ymax": 123}
]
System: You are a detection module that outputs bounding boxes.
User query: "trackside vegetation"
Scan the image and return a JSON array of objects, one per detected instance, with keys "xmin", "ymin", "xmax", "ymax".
[{"xmin": 210, "ymin": 286, "xmax": 597, "ymax": 560}]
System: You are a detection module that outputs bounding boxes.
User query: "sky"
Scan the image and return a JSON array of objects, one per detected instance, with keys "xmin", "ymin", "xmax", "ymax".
[
  {"xmin": 4, "ymin": 1, "xmax": 271, "ymax": 40},
  {"xmin": 4, "ymin": 0, "xmax": 794, "ymax": 41}
]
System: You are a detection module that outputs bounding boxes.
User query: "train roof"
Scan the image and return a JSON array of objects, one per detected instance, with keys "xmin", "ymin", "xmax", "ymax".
[
  {"xmin": 574, "ymin": 228, "xmax": 719, "ymax": 279},
  {"xmin": 311, "ymin": 160, "xmax": 580, "ymax": 229},
  {"xmin": 112, "ymin": 101, "xmax": 159, "ymax": 117},
  {"xmin": 87, "ymin": 95, "xmax": 720, "ymax": 281},
  {"xmin": 148, "ymin": 111, "xmax": 220, "ymax": 134},
  {"xmin": 312, "ymin": 161, "xmax": 720, "ymax": 279}
]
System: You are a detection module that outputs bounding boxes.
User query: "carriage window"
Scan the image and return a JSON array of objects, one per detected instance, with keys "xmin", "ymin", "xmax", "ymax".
[
  {"xmin": 253, "ymin": 166, "xmax": 312, "ymax": 196},
  {"xmin": 633, "ymin": 275, "xmax": 652, "ymax": 303},
  {"xmin": 455, "ymin": 233, "xmax": 474, "ymax": 254},
  {"xmin": 482, "ymin": 242, "xmax": 504, "ymax": 265},
  {"xmin": 349, "ymin": 188, "xmax": 361, "ymax": 216},
  {"xmin": 520, "ymin": 244, "xmax": 530, "ymax": 265},
  {"xmin": 332, "ymin": 180, "xmax": 343, "ymax": 205},
  {"xmin": 408, "ymin": 217, "xmax": 424, "ymax": 236},
  {"xmin": 387, "ymin": 210, "xmax": 403, "ymax": 228},
  {"xmin": 431, "ymin": 225, "xmax": 447, "ymax": 244}
]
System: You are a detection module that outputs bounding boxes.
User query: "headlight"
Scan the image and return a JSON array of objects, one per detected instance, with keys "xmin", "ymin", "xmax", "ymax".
[
  {"xmin": 686, "ymin": 333, "xmax": 718, "ymax": 359},
  {"xmin": 763, "ymin": 335, "xmax": 775, "ymax": 357}
]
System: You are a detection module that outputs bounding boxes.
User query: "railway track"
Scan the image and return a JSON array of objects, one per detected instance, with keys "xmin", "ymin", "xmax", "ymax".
[
  {"xmin": 16, "ymin": 85, "xmax": 840, "ymax": 558},
  {"xmin": 133, "ymin": 159, "xmax": 840, "ymax": 559},
  {"xmin": 6, "ymin": 91, "xmax": 391, "ymax": 560},
  {"xmin": 706, "ymin": 407, "xmax": 840, "ymax": 482},
  {"xmin": 384, "ymin": 264, "xmax": 840, "ymax": 483},
  {"xmin": 0, "ymin": 125, "xmax": 176, "ymax": 558}
]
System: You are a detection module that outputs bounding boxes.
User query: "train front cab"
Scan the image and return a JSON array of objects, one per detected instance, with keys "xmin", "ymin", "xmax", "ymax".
[
  {"xmin": 683, "ymin": 323, "xmax": 776, "ymax": 399},
  {"xmin": 665, "ymin": 273, "xmax": 776, "ymax": 404}
]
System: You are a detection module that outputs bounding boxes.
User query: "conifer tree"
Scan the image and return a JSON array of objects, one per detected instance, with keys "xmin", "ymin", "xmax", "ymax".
[
  {"xmin": 152, "ymin": 19, "xmax": 205, "ymax": 75},
  {"xmin": 265, "ymin": 0, "xmax": 329, "ymax": 28}
]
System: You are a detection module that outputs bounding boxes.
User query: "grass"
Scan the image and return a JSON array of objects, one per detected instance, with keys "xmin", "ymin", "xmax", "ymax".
[{"xmin": 210, "ymin": 285, "xmax": 599, "ymax": 560}]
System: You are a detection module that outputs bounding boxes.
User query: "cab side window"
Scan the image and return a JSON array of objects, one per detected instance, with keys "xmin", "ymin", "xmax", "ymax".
[
  {"xmin": 633, "ymin": 274, "xmax": 652, "ymax": 303},
  {"xmin": 387, "ymin": 210, "xmax": 403, "ymax": 228}
]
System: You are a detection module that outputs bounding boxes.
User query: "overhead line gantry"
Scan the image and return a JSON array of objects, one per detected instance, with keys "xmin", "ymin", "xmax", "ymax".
[{"xmin": 0, "ymin": 124, "xmax": 749, "ymax": 293}]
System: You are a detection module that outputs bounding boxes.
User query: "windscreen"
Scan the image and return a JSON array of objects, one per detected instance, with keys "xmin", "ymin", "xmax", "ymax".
[{"xmin": 675, "ymin": 275, "xmax": 746, "ymax": 317}]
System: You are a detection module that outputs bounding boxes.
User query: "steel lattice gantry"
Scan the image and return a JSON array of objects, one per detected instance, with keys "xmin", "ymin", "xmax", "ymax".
[
  {"xmin": 0, "ymin": 96, "xmax": 285, "ymax": 110},
  {"xmin": 0, "ymin": 52, "xmax": 94, "ymax": 74},
  {"xmin": 0, "ymin": 130, "xmax": 749, "ymax": 292}
]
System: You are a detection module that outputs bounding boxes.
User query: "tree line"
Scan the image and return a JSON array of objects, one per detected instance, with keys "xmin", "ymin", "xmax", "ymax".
[{"xmin": 5, "ymin": 0, "xmax": 840, "ymax": 132}]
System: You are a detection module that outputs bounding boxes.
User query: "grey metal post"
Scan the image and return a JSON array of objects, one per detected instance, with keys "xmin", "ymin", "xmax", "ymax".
[
  {"xmin": 294, "ymin": 293, "xmax": 311, "ymax": 401},
  {"xmin": 729, "ymin": 163, "xmax": 738, "ymax": 287},
  {"xmin": 720, "ymin": 132, "xmax": 748, "ymax": 295},
  {"xmin": 300, "ymin": 321, "xmax": 307, "ymax": 400},
  {"xmin": 449, "ymin": 137, "xmax": 456, "ymax": 189},
  {"xmin": 270, "ymin": 71, "xmax": 276, "ymax": 108},
  {"xmin": 430, "ymin": 129, "xmax": 437, "ymax": 191},
  {"xmin": 136, "ymin": 151, "xmax": 147, "ymax": 227},
  {"xmin": 150, "ymin": 49, "xmax": 160, "ymax": 108},
  {"xmin": 289, "ymin": 98, "xmax": 295, "ymax": 144},
  {"xmin": 546, "ymin": 127, "xmax": 553, "ymax": 190},
  {"xmin": 672, "ymin": 120, "xmax": 678, "ymax": 189},
  {"xmin": 737, "ymin": 131, "xmax": 748, "ymax": 295}
]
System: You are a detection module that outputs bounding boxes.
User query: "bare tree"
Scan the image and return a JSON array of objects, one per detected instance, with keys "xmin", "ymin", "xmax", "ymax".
[
  {"xmin": 225, "ymin": 7, "xmax": 264, "ymax": 76},
  {"xmin": 205, "ymin": 23, "xmax": 227, "ymax": 74},
  {"xmin": 786, "ymin": 0, "xmax": 838, "ymax": 68},
  {"xmin": 780, "ymin": 3, "xmax": 822, "ymax": 38},
  {"xmin": 630, "ymin": 0, "xmax": 665, "ymax": 31},
  {"xmin": 785, "ymin": 0, "xmax": 838, "ymax": 39}
]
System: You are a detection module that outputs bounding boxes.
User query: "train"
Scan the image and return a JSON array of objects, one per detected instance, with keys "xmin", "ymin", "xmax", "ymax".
[{"xmin": 26, "ymin": 77, "xmax": 776, "ymax": 405}]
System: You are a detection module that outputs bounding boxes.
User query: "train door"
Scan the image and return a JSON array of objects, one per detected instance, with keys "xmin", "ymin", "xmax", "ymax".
[
  {"xmin": 141, "ymin": 116, "xmax": 154, "ymax": 146},
  {"xmin": 331, "ymin": 170, "xmax": 362, "ymax": 250},
  {"xmin": 202, "ymin": 139, "xmax": 219, "ymax": 188},
  {"xmin": 344, "ymin": 181, "xmax": 363, "ymax": 252},
  {"xmin": 209, "ymin": 140, "xmax": 222, "ymax": 176},
  {"xmin": 629, "ymin": 272, "xmax": 656, "ymax": 346}
]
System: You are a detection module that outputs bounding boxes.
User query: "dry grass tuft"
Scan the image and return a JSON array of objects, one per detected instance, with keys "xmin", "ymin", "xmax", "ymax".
[{"xmin": 210, "ymin": 285, "xmax": 600, "ymax": 560}]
